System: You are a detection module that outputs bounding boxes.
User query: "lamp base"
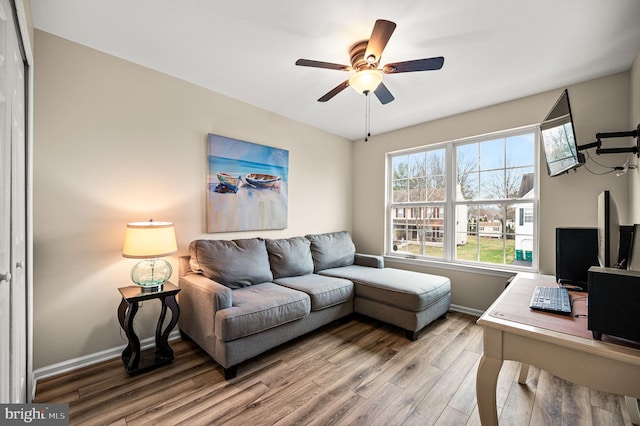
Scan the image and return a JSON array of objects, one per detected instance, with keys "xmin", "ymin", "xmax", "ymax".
[
  {"xmin": 131, "ymin": 258, "xmax": 172, "ymax": 291},
  {"xmin": 140, "ymin": 284, "xmax": 163, "ymax": 293}
]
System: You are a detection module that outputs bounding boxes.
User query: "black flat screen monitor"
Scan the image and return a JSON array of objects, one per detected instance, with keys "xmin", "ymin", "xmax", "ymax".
[
  {"xmin": 556, "ymin": 227, "xmax": 599, "ymax": 291},
  {"xmin": 598, "ymin": 190, "xmax": 620, "ymax": 268},
  {"xmin": 540, "ymin": 89, "xmax": 583, "ymax": 176}
]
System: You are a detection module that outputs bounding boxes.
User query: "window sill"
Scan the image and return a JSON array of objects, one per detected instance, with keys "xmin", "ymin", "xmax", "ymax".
[{"xmin": 383, "ymin": 254, "xmax": 537, "ymax": 278}]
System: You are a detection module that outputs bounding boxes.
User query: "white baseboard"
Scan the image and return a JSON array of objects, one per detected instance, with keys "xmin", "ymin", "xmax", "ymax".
[
  {"xmin": 32, "ymin": 330, "xmax": 181, "ymax": 391},
  {"xmin": 450, "ymin": 304, "xmax": 484, "ymax": 317}
]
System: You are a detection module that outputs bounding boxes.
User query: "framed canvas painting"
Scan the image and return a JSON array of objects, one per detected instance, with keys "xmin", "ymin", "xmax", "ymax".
[{"xmin": 207, "ymin": 134, "xmax": 289, "ymax": 232}]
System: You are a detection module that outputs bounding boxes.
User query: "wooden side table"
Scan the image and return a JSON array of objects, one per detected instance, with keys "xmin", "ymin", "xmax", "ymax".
[{"xmin": 117, "ymin": 282, "xmax": 180, "ymax": 375}]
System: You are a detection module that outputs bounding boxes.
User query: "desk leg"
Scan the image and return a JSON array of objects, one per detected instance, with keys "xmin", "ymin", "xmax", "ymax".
[
  {"xmin": 121, "ymin": 301, "xmax": 140, "ymax": 373},
  {"xmin": 476, "ymin": 328, "xmax": 503, "ymax": 426},
  {"xmin": 155, "ymin": 294, "xmax": 179, "ymax": 360},
  {"xmin": 625, "ymin": 397, "xmax": 640, "ymax": 425},
  {"xmin": 518, "ymin": 363, "xmax": 530, "ymax": 385}
]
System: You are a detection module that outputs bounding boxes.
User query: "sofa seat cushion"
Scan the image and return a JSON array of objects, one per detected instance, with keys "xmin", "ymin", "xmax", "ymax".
[
  {"xmin": 319, "ymin": 266, "xmax": 450, "ymax": 312},
  {"xmin": 273, "ymin": 274, "xmax": 354, "ymax": 311},
  {"xmin": 215, "ymin": 283, "xmax": 310, "ymax": 342}
]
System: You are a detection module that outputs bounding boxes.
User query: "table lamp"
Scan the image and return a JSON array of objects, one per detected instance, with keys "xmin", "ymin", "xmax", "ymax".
[{"xmin": 122, "ymin": 220, "xmax": 177, "ymax": 292}]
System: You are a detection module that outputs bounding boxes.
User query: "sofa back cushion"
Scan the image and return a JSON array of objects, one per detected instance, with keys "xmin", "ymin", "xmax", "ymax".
[
  {"xmin": 189, "ymin": 238, "xmax": 273, "ymax": 288},
  {"xmin": 306, "ymin": 231, "xmax": 355, "ymax": 272},
  {"xmin": 266, "ymin": 237, "xmax": 314, "ymax": 279}
]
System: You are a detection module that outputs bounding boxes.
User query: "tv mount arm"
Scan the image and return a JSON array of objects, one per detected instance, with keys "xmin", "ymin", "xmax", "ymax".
[{"xmin": 577, "ymin": 123, "xmax": 640, "ymax": 157}]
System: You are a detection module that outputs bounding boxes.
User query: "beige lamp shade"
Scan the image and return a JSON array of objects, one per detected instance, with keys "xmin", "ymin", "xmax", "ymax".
[{"xmin": 122, "ymin": 221, "xmax": 177, "ymax": 259}]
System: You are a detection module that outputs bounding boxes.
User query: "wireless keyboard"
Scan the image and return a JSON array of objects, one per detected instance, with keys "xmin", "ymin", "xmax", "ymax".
[{"xmin": 529, "ymin": 286, "xmax": 572, "ymax": 316}]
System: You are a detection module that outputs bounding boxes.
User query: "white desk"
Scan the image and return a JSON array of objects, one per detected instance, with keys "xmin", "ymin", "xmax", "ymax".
[{"xmin": 476, "ymin": 272, "xmax": 640, "ymax": 425}]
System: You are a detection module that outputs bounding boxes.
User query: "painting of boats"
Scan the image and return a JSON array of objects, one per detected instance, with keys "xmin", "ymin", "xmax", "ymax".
[
  {"xmin": 215, "ymin": 172, "xmax": 241, "ymax": 193},
  {"xmin": 208, "ymin": 134, "xmax": 289, "ymax": 232},
  {"xmin": 245, "ymin": 173, "xmax": 281, "ymax": 189}
]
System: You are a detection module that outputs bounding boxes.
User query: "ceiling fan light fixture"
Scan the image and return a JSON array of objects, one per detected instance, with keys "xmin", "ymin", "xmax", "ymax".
[{"xmin": 349, "ymin": 69, "xmax": 383, "ymax": 94}]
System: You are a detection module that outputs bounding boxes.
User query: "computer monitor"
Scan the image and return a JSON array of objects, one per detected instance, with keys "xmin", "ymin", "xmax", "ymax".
[
  {"xmin": 626, "ymin": 225, "xmax": 640, "ymax": 271},
  {"xmin": 618, "ymin": 225, "xmax": 634, "ymax": 269},
  {"xmin": 556, "ymin": 227, "xmax": 599, "ymax": 291},
  {"xmin": 597, "ymin": 190, "xmax": 619, "ymax": 268}
]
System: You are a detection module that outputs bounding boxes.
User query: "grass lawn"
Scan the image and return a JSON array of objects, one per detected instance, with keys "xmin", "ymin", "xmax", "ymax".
[
  {"xmin": 458, "ymin": 235, "xmax": 515, "ymax": 264},
  {"xmin": 397, "ymin": 235, "xmax": 516, "ymax": 265}
]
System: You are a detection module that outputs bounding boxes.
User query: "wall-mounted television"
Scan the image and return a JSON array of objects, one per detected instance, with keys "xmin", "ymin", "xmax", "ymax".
[{"xmin": 540, "ymin": 89, "xmax": 584, "ymax": 177}]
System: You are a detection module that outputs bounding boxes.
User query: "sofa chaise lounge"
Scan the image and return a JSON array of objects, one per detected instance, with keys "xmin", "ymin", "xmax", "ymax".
[{"xmin": 178, "ymin": 231, "xmax": 450, "ymax": 379}]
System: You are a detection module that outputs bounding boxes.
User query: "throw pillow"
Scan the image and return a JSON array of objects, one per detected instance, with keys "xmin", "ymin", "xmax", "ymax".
[
  {"xmin": 305, "ymin": 231, "xmax": 355, "ymax": 272},
  {"xmin": 266, "ymin": 237, "xmax": 314, "ymax": 279},
  {"xmin": 189, "ymin": 238, "xmax": 273, "ymax": 288}
]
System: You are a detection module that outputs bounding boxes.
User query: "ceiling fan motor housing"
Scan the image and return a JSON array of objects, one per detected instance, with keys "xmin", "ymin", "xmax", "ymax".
[{"xmin": 350, "ymin": 41, "xmax": 377, "ymax": 71}]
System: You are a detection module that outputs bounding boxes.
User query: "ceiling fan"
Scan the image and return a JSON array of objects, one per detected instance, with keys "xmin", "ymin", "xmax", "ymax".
[{"xmin": 295, "ymin": 19, "xmax": 444, "ymax": 104}]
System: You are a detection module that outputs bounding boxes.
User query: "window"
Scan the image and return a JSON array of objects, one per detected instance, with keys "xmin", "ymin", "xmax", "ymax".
[{"xmin": 387, "ymin": 126, "xmax": 538, "ymax": 270}]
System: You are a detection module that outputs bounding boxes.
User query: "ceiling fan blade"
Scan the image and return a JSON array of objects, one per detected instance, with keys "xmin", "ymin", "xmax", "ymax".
[
  {"xmin": 373, "ymin": 82, "xmax": 395, "ymax": 105},
  {"xmin": 383, "ymin": 57, "xmax": 445, "ymax": 74},
  {"xmin": 364, "ymin": 19, "xmax": 396, "ymax": 64},
  {"xmin": 318, "ymin": 80, "xmax": 350, "ymax": 102},
  {"xmin": 295, "ymin": 59, "xmax": 350, "ymax": 71}
]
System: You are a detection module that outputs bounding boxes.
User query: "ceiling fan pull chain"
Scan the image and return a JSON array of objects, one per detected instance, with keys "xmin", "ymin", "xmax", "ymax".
[
  {"xmin": 365, "ymin": 90, "xmax": 371, "ymax": 142},
  {"xmin": 368, "ymin": 92, "xmax": 372, "ymax": 140}
]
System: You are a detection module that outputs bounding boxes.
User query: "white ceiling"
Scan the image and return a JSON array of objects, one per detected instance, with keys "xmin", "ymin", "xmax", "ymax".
[{"xmin": 31, "ymin": 0, "xmax": 640, "ymax": 141}]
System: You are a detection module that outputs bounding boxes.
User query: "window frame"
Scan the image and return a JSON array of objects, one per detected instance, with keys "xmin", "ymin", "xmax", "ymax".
[{"xmin": 386, "ymin": 125, "xmax": 540, "ymax": 273}]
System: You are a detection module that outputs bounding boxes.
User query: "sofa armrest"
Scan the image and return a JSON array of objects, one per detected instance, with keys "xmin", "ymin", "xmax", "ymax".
[
  {"xmin": 178, "ymin": 273, "xmax": 232, "ymax": 357},
  {"xmin": 179, "ymin": 255, "xmax": 193, "ymax": 277},
  {"xmin": 354, "ymin": 253, "xmax": 384, "ymax": 269}
]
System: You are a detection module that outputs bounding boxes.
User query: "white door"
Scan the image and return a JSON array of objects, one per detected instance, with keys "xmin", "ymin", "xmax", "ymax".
[
  {"xmin": 0, "ymin": 0, "xmax": 27, "ymax": 403},
  {"xmin": 0, "ymin": 0, "xmax": 13, "ymax": 404},
  {"xmin": 10, "ymin": 9, "xmax": 26, "ymax": 401}
]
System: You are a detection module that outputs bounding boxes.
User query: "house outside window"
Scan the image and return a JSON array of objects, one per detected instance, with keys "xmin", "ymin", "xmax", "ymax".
[{"xmin": 387, "ymin": 126, "xmax": 538, "ymax": 271}]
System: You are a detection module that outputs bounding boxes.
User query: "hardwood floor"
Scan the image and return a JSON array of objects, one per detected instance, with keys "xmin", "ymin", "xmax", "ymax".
[{"xmin": 34, "ymin": 312, "xmax": 633, "ymax": 425}]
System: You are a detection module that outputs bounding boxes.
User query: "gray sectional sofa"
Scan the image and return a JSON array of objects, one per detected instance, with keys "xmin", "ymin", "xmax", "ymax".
[{"xmin": 178, "ymin": 231, "xmax": 450, "ymax": 379}]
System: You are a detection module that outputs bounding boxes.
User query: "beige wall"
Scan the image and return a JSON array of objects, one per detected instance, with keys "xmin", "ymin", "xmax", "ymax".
[
  {"xmin": 352, "ymin": 72, "xmax": 632, "ymax": 311},
  {"xmin": 33, "ymin": 31, "xmax": 352, "ymax": 369}
]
